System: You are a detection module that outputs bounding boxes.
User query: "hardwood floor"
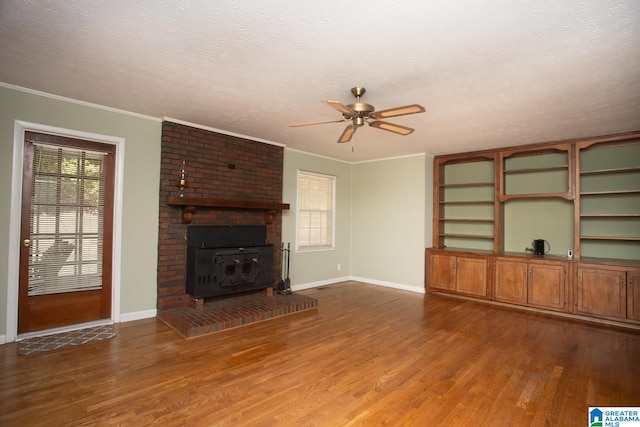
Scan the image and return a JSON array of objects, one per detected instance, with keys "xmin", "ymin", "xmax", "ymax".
[{"xmin": 1, "ymin": 281, "xmax": 639, "ymax": 426}]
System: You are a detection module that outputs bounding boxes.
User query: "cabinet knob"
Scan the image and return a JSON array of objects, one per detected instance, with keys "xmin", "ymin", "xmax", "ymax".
[{"xmin": 23, "ymin": 239, "xmax": 31, "ymax": 247}]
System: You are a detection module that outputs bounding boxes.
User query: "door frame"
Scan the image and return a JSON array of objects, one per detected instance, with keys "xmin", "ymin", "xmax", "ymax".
[{"xmin": 6, "ymin": 120, "xmax": 125, "ymax": 342}]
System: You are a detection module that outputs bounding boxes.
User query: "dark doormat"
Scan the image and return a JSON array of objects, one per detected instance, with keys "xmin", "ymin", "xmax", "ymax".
[
  {"xmin": 18, "ymin": 324, "xmax": 116, "ymax": 356},
  {"xmin": 159, "ymin": 291, "xmax": 318, "ymax": 338}
]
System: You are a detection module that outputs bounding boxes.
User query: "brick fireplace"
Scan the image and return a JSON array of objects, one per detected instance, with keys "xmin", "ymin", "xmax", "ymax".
[{"xmin": 157, "ymin": 121, "xmax": 285, "ymax": 312}]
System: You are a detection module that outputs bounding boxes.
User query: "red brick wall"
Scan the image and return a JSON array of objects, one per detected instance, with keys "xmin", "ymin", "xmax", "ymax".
[{"xmin": 157, "ymin": 121, "xmax": 284, "ymax": 311}]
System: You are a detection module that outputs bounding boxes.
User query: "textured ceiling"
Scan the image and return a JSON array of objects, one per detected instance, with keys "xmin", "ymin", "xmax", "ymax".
[{"xmin": 1, "ymin": 1, "xmax": 639, "ymax": 162}]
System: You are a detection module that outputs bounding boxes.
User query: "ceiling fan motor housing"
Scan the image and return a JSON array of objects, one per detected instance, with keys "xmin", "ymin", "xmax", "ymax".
[
  {"xmin": 343, "ymin": 86, "xmax": 375, "ymax": 126},
  {"xmin": 344, "ymin": 102, "xmax": 375, "ymax": 126}
]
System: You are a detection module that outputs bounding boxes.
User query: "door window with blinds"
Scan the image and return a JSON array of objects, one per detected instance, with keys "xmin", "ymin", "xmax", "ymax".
[
  {"xmin": 297, "ymin": 170, "xmax": 336, "ymax": 251},
  {"xmin": 28, "ymin": 143, "xmax": 108, "ymax": 296}
]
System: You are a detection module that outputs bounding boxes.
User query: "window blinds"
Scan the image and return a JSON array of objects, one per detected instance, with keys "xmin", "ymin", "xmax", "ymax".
[
  {"xmin": 297, "ymin": 171, "xmax": 335, "ymax": 249},
  {"xmin": 28, "ymin": 143, "xmax": 107, "ymax": 296}
]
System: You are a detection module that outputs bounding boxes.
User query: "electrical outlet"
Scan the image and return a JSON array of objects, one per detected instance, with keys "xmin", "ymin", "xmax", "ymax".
[{"xmin": 337, "ymin": 263, "xmax": 341, "ymax": 271}]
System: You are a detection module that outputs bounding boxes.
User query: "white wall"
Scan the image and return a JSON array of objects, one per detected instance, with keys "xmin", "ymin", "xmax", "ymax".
[
  {"xmin": 282, "ymin": 149, "xmax": 352, "ymax": 288},
  {"xmin": 0, "ymin": 85, "xmax": 161, "ymax": 341},
  {"xmin": 283, "ymin": 150, "xmax": 429, "ymax": 292},
  {"xmin": 351, "ymin": 154, "xmax": 427, "ymax": 291}
]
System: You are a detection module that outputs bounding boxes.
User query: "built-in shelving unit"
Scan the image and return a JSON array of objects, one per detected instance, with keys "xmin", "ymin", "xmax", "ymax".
[
  {"xmin": 499, "ymin": 144, "xmax": 572, "ymax": 202},
  {"xmin": 427, "ymin": 131, "xmax": 640, "ymax": 328},
  {"xmin": 433, "ymin": 155, "xmax": 498, "ymax": 251},
  {"xmin": 433, "ymin": 132, "xmax": 640, "ymax": 260},
  {"xmin": 576, "ymin": 138, "xmax": 640, "ymax": 259}
]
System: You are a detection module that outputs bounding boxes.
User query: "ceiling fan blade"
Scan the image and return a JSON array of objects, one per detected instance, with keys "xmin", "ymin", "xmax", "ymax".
[
  {"xmin": 369, "ymin": 120, "xmax": 415, "ymax": 136},
  {"xmin": 322, "ymin": 100, "xmax": 355, "ymax": 115},
  {"xmin": 369, "ymin": 104, "xmax": 425, "ymax": 119},
  {"xmin": 337, "ymin": 125, "xmax": 357, "ymax": 143},
  {"xmin": 290, "ymin": 118, "xmax": 347, "ymax": 127}
]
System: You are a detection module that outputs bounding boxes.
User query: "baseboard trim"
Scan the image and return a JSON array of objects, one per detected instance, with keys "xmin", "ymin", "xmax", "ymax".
[
  {"xmin": 291, "ymin": 276, "xmax": 425, "ymax": 294},
  {"xmin": 349, "ymin": 276, "xmax": 426, "ymax": 294},
  {"xmin": 120, "ymin": 309, "xmax": 157, "ymax": 323},
  {"xmin": 291, "ymin": 276, "xmax": 351, "ymax": 291}
]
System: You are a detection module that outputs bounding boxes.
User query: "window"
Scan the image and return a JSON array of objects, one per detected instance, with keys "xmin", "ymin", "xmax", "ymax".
[
  {"xmin": 28, "ymin": 142, "xmax": 111, "ymax": 296},
  {"xmin": 297, "ymin": 171, "xmax": 336, "ymax": 250}
]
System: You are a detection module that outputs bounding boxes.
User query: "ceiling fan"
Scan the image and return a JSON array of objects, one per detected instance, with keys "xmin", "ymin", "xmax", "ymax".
[{"xmin": 290, "ymin": 87, "xmax": 425, "ymax": 143}]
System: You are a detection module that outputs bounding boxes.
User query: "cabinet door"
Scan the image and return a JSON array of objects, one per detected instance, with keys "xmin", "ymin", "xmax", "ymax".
[
  {"xmin": 627, "ymin": 270, "xmax": 640, "ymax": 321},
  {"xmin": 456, "ymin": 256, "xmax": 488, "ymax": 297},
  {"xmin": 494, "ymin": 260, "xmax": 527, "ymax": 304},
  {"xmin": 528, "ymin": 263, "xmax": 566, "ymax": 311},
  {"xmin": 428, "ymin": 254, "xmax": 456, "ymax": 291},
  {"xmin": 575, "ymin": 266, "xmax": 626, "ymax": 319}
]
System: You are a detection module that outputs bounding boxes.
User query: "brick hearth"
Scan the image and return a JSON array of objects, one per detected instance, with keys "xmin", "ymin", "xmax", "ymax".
[{"xmin": 159, "ymin": 291, "xmax": 317, "ymax": 338}]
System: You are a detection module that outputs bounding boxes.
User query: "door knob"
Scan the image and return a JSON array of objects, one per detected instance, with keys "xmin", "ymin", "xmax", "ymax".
[{"xmin": 23, "ymin": 239, "xmax": 31, "ymax": 247}]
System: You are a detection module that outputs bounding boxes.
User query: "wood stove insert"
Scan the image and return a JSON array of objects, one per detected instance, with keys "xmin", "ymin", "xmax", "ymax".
[{"xmin": 186, "ymin": 225, "xmax": 274, "ymax": 298}]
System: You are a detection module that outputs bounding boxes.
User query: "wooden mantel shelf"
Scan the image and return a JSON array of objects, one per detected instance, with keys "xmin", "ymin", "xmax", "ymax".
[{"xmin": 167, "ymin": 196, "xmax": 290, "ymax": 224}]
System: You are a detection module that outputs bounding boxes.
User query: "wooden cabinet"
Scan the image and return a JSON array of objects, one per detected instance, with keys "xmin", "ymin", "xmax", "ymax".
[
  {"xmin": 528, "ymin": 262, "xmax": 567, "ymax": 311},
  {"xmin": 494, "ymin": 259, "xmax": 527, "ymax": 304},
  {"xmin": 456, "ymin": 257, "xmax": 490, "ymax": 297},
  {"xmin": 428, "ymin": 253, "xmax": 456, "ymax": 291},
  {"xmin": 494, "ymin": 258, "xmax": 567, "ymax": 311},
  {"xmin": 427, "ymin": 251, "xmax": 490, "ymax": 298},
  {"xmin": 426, "ymin": 249, "xmax": 640, "ymax": 326},
  {"xmin": 574, "ymin": 264, "xmax": 627, "ymax": 320},
  {"xmin": 573, "ymin": 264, "xmax": 640, "ymax": 322}
]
